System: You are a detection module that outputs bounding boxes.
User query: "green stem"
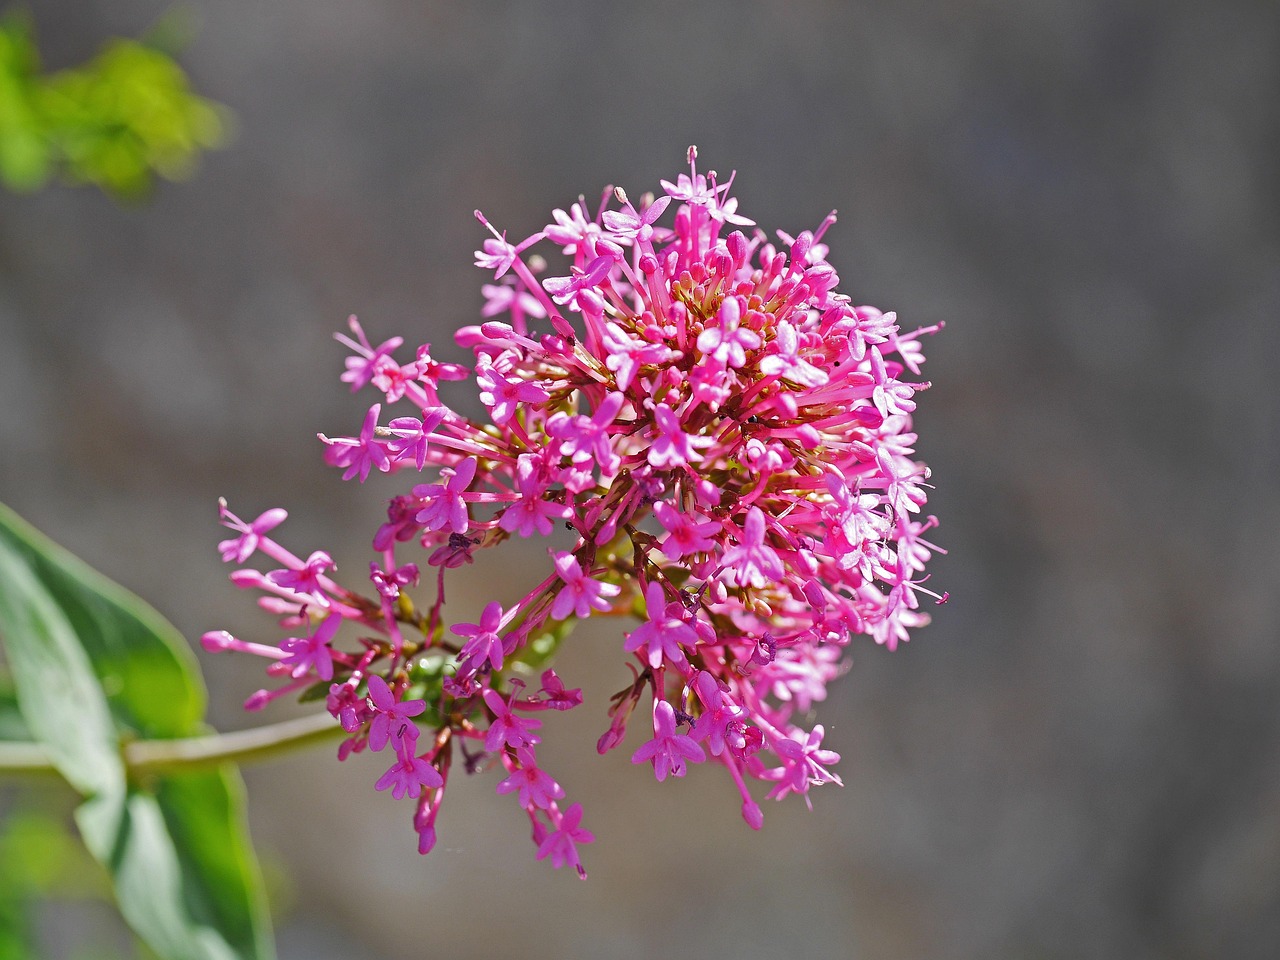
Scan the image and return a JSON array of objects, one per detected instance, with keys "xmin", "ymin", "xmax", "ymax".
[{"xmin": 0, "ymin": 711, "xmax": 343, "ymax": 778}]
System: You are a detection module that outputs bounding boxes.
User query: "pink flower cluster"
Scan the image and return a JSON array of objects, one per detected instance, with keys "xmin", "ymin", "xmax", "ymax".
[{"xmin": 205, "ymin": 148, "xmax": 944, "ymax": 877}]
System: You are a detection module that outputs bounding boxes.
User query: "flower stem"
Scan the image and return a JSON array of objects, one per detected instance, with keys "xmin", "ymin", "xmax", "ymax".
[{"xmin": 0, "ymin": 711, "xmax": 343, "ymax": 779}]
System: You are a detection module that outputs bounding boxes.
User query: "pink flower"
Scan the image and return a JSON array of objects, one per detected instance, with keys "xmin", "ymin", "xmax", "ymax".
[
  {"xmin": 413, "ymin": 458, "xmax": 477, "ymax": 534},
  {"xmin": 758, "ymin": 319, "xmax": 829, "ymax": 388},
  {"xmin": 601, "ymin": 320, "xmax": 673, "ymax": 392},
  {"xmin": 265, "ymin": 550, "xmax": 335, "ymax": 604},
  {"xmin": 335, "ymin": 316, "xmax": 404, "ymax": 393},
  {"xmin": 536, "ymin": 803, "xmax": 594, "ymax": 877},
  {"xmin": 763, "ymin": 725, "xmax": 843, "ymax": 807},
  {"xmin": 631, "ymin": 699, "xmax": 705, "ymax": 781},
  {"xmin": 279, "ymin": 611, "xmax": 342, "ymax": 681},
  {"xmin": 452, "ymin": 601, "xmax": 508, "ymax": 672},
  {"xmin": 647, "ymin": 404, "xmax": 713, "ymax": 469},
  {"xmin": 321, "ymin": 404, "xmax": 390, "ymax": 482},
  {"xmin": 549, "ymin": 552, "xmax": 620, "ymax": 620},
  {"xmin": 498, "ymin": 455, "xmax": 571, "ymax": 538},
  {"xmin": 623, "ymin": 582, "xmax": 698, "ymax": 669},
  {"xmin": 546, "ymin": 392, "xmax": 625, "ymax": 475},
  {"xmin": 413, "ymin": 343, "xmax": 470, "ymax": 389},
  {"xmin": 482, "ymin": 687, "xmax": 542, "ymax": 752},
  {"xmin": 209, "ymin": 149, "xmax": 944, "ymax": 874},
  {"xmin": 476, "ymin": 354, "xmax": 550, "ymax": 425},
  {"xmin": 653, "ymin": 501, "xmax": 718, "ymax": 560},
  {"xmin": 696, "ymin": 295, "xmax": 760, "ymax": 369},
  {"xmin": 496, "ymin": 746, "xmax": 564, "ymax": 810},
  {"xmin": 365, "ymin": 674, "xmax": 427, "ymax": 751},
  {"xmin": 369, "ymin": 561, "xmax": 420, "ymax": 600},
  {"xmin": 602, "ymin": 192, "xmax": 670, "ymax": 242},
  {"xmin": 545, "ymin": 199, "xmax": 603, "ymax": 255},
  {"xmin": 385, "ymin": 408, "xmax": 445, "ymax": 471},
  {"xmin": 543, "ymin": 252, "xmax": 615, "ymax": 306},
  {"xmin": 217, "ymin": 505, "xmax": 287, "ymax": 564},
  {"xmin": 375, "ymin": 738, "xmax": 442, "ymax": 800},
  {"xmin": 721, "ymin": 507, "xmax": 784, "ymax": 589},
  {"xmin": 427, "ymin": 532, "xmax": 477, "ymax": 569},
  {"xmin": 689, "ymin": 671, "xmax": 741, "ymax": 757},
  {"xmin": 481, "ymin": 280, "xmax": 546, "ymax": 320},
  {"xmin": 536, "ymin": 669, "xmax": 583, "ymax": 711}
]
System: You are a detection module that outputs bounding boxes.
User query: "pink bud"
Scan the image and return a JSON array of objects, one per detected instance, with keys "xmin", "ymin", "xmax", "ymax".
[
  {"xmin": 796, "ymin": 424, "xmax": 821, "ymax": 449},
  {"xmin": 244, "ymin": 689, "xmax": 271, "ymax": 711},
  {"xmin": 726, "ymin": 231, "xmax": 748, "ymax": 266},
  {"xmin": 201, "ymin": 630, "xmax": 234, "ymax": 652},
  {"xmin": 597, "ymin": 724, "xmax": 626, "ymax": 755}
]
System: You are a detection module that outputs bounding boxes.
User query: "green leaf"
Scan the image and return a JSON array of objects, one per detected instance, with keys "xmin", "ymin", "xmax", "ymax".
[
  {"xmin": 0, "ymin": 505, "xmax": 205, "ymax": 739},
  {"xmin": 511, "ymin": 614, "xmax": 578, "ymax": 675},
  {"xmin": 0, "ymin": 512, "xmax": 125, "ymax": 799},
  {"xmin": 0, "ymin": 502, "xmax": 274, "ymax": 960},
  {"xmin": 0, "ymin": 675, "xmax": 34, "ymax": 741},
  {"xmin": 77, "ymin": 781, "xmax": 268, "ymax": 960},
  {"xmin": 152, "ymin": 771, "xmax": 271, "ymax": 957},
  {"xmin": 0, "ymin": 11, "xmax": 230, "ymax": 201}
]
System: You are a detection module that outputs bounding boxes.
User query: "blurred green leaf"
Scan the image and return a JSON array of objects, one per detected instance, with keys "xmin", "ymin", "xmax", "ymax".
[
  {"xmin": 0, "ymin": 502, "xmax": 274, "ymax": 960},
  {"xmin": 0, "ymin": 10, "xmax": 51, "ymax": 190},
  {"xmin": 512, "ymin": 614, "xmax": 578, "ymax": 675},
  {"xmin": 0, "ymin": 504, "xmax": 207, "ymax": 739},
  {"xmin": 0, "ymin": 509, "xmax": 125, "ymax": 799},
  {"xmin": 0, "ymin": 795, "xmax": 118, "ymax": 960},
  {"xmin": 0, "ymin": 807, "xmax": 82, "ymax": 893},
  {"xmin": 153, "ymin": 771, "xmax": 270, "ymax": 957},
  {"xmin": 0, "ymin": 674, "xmax": 34, "ymax": 741},
  {"xmin": 0, "ymin": 10, "xmax": 229, "ymax": 199},
  {"xmin": 78, "ymin": 786, "xmax": 262, "ymax": 960}
]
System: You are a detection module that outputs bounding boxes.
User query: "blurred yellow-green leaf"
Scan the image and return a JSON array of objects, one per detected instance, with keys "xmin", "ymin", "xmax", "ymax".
[{"xmin": 0, "ymin": 9, "xmax": 229, "ymax": 200}]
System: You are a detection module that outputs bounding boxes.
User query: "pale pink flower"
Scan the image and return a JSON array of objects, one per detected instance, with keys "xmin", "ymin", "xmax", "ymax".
[{"xmin": 696, "ymin": 295, "xmax": 760, "ymax": 369}]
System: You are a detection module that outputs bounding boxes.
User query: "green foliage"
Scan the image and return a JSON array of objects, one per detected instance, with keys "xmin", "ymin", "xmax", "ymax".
[
  {"xmin": 0, "ymin": 9, "xmax": 228, "ymax": 200},
  {"xmin": 0, "ymin": 796, "xmax": 120, "ymax": 960},
  {"xmin": 0, "ymin": 502, "xmax": 274, "ymax": 960}
]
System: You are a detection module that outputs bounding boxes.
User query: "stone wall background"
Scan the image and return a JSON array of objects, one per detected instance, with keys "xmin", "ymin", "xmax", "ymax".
[{"xmin": 2, "ymin": 2, "xmax": 1276, "ymax": 958}]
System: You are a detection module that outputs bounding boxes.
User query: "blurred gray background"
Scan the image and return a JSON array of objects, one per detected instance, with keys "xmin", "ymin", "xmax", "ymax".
[{"xmin": 2, "ymin": 1, "xmax": 1277, "ymax": 958}]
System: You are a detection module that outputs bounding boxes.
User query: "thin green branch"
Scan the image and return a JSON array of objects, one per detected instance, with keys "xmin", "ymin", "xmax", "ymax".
[{"xmin": 0, "ymin": 711, "xmax": 343, "ymax": 779}]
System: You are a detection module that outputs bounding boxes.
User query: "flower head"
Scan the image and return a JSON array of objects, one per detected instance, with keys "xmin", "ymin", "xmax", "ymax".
[{"xmin": 208, "ymin": 149, "xmax": 944, "ymax": 875}]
